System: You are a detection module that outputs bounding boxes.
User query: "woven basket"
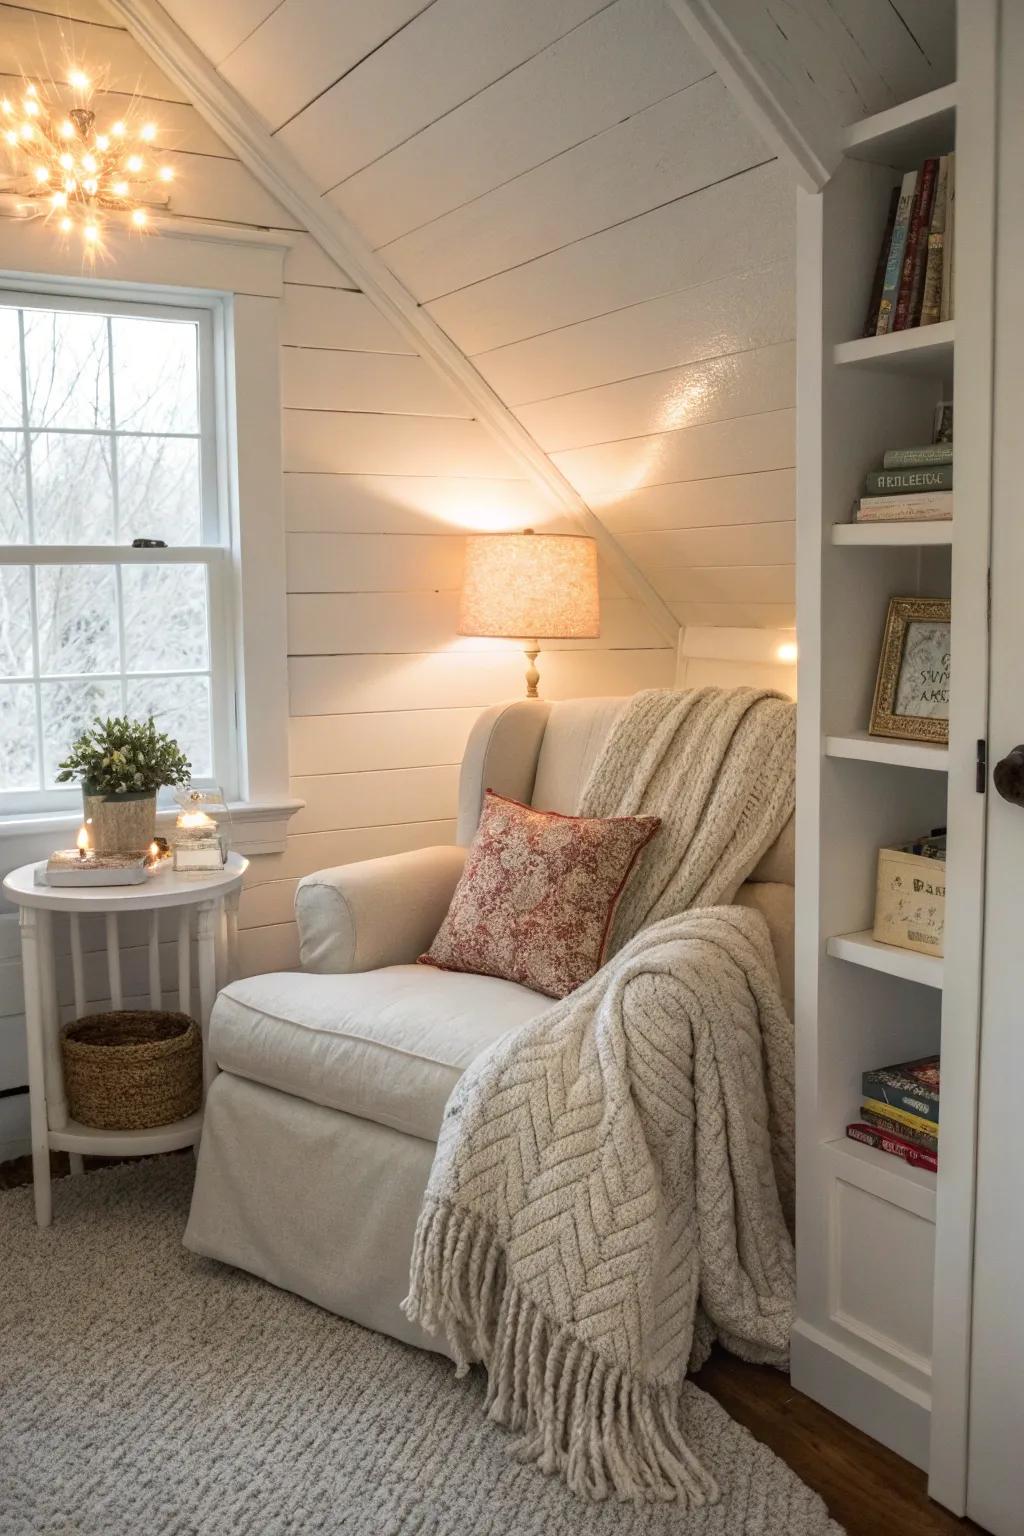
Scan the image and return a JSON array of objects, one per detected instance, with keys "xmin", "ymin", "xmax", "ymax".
[{"xmin": 61, "ymin": 1011, "xmax": 202, "ymax": 1130}]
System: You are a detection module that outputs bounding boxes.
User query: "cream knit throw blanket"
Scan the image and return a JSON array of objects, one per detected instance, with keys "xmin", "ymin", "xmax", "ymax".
[{"xmin": 403, "ymin": 688, "xmax": 797, "ymax": 1504}]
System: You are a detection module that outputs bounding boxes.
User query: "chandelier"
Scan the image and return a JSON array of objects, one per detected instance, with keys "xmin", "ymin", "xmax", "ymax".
[{"xmin": 0, "ymin": 69, "xmax": 176, "ymax": 249}]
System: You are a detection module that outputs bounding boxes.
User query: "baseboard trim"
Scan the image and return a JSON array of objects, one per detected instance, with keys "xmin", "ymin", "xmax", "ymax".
[{"xmin": 791, "ymin": 1319, "xmax": 931, "ymax": 1471}]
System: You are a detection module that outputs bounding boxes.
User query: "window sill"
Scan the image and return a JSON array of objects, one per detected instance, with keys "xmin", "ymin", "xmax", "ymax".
[{"xmin": 0, "ymin": 797, "xmax": 304, "ymax": 862}]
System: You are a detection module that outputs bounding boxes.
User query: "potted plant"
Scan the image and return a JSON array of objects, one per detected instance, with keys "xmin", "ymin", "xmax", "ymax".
[{"xmin": 56, "ymin": 716, "xmax": 192, "ymax": 855}]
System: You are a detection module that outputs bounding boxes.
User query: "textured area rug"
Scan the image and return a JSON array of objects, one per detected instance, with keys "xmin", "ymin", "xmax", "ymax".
[{"xmin": 0, "ymin": 1159, "xmax": 843, "ymax": 1536}]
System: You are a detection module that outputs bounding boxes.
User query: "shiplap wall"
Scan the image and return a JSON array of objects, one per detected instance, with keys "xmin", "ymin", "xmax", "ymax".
[
  {"xmin": 157, "ymin": 0, "xmax": 799, "ymax": 630},
  {"xmin": 0, "ymin": 1, "xmax": 677, "ymax": 1153}
]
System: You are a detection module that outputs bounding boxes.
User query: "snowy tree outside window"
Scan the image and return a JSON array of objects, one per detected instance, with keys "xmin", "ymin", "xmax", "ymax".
[{"xmin": 0, "ymin": 292, "xmax": 228, "ymax": 812}]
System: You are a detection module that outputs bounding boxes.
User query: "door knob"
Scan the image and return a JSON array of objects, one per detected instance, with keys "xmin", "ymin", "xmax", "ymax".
[{"xmin": 994, "ymin": 745, "xmax": 1024, "ymax": 805}]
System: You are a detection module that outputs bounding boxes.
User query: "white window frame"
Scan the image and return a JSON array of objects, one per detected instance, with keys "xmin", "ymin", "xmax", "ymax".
[
  {"xmin": 0, "ymin": 229, "xmax": 298, "ymax": 857},
  {"xmin": 0, "ymin": 287, "xmax": 237, "ymax": 817}
]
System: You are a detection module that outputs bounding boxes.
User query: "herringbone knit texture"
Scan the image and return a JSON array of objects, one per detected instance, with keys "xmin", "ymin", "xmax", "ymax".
[
  {"xmin": 0, "ymin": 1159, "xmax": 842, "ymax": 1536},
  {"xmin": 404, "ymin": 689, "xmax": 797, "ymax": 1505}
]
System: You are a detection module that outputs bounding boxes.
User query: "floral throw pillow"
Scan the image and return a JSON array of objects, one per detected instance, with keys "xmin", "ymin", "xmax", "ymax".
[{"xmin": 418, "ymin": 791, "xmax": 660, "ymax": 999}]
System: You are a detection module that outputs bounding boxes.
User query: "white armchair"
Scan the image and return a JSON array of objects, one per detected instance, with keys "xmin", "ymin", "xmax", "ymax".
[{"xmin": 185, "ymin": 696, "xmax": 794, "ymax": 1356}]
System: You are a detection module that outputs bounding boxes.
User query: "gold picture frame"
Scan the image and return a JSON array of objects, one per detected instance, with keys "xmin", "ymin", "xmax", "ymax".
[{"xmin": 869, "ymin": 596, "xmax": 951, "ymax": 744}]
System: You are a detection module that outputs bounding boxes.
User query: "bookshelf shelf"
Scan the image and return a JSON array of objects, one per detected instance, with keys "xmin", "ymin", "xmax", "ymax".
[
  {"xmin": 842, "ymin": 83, "xmax": 957, "ymax": 170},
  {"xmin": 827, "ymin": 930, "xmax": 944, "ymax": 990},
  {"xmin": 832, "ymin": 521, "xmax": 952, "ymax": 547},
  {"xmin": 834, "ymin": 322, "xmax": 954, "ymax": 377},
  {"xmin": 824, "ymin": 732, "xmax": 950, "ymax": 772},
  {"xmin": 824, "ymin": 1136, "xmax": 936, "ymax": 1222}
]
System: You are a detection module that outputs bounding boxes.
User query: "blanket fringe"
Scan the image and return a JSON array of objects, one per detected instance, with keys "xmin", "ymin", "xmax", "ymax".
[{"xmin": 403, "ymin": 1200, "xmax": 720, "ymax": 1507}]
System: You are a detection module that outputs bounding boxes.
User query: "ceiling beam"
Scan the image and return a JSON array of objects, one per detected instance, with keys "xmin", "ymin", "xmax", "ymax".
[
  {"xmin": 664, "ymin": 0, "xmax": 838, "ymax": 193},
  {"xmin": 103, "ymin": 0, "xmax": 682, "ymax": 647}
]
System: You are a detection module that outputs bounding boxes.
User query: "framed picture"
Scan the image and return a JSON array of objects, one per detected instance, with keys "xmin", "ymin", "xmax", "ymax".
[{"xmin": 869, "ymin": 596, "xmax": 951, "ymax": 743}]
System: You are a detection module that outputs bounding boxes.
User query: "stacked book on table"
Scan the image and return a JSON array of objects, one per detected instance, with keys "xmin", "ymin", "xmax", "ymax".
[
  {"xmin": 847, "ymin": 1054, "xmax": 939, "ymax": 1172},
  {"xmin": 854, "ymin": 441, "xmax": 952, "ymax": 523},
  {"xmin": 864, "ymin": 153, "xmax": 954, "ymax": 335}
]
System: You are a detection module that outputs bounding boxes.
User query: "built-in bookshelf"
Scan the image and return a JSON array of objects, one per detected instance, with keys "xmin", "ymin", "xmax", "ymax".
[{"xmin": 794, "ymin": 12, "xmax": 996, "ymax": 1515}]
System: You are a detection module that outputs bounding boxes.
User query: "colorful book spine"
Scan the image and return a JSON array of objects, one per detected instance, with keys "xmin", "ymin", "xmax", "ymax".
[
  {"xmin": 862, "ymin": 1096, "xmax": 938, "ymax": 1138},
  {"xmin": 882, "ymin": 444, "xmax": 954, "ymax": 469},
  {"xmin": 855, "ymin": 491, "xmax": 953, "ymax": 522},
  {"xmin": 894, "ymin": 158, "xmax": 938, "ymax": 330},
  {"xmin": 940, "ymin": 153, "xmax": 956, "ymax": 321},
  {"xmin": 860, "ymin": 1106, "xmax": 938, "ymax": 1154},
  {"xmin": 846, "ymin": 1123, "xmax": 938, "ymax": 1173},
  {"xmin": 865, "ymin": 465, "xmax": 953, "ymax": 494},
  {"xmin": 920, "ymin": 155, "xmax": 950, "ymax": 325},
  {"xmin": 875, "ymin": 169, "xmax": 918, "ymax": 335},
  {"xmin": 862, "ymin": 1073, "xmax": 940, "ymax": 1123},
  {"xmin": 863, "ymin": 185, "xmax": 900, "ymax": 337}
]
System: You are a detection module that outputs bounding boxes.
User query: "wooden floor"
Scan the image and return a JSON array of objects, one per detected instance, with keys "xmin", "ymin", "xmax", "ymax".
[{"xmin": 1, "ymin": 1152, "xmax": 986, "ymax": 1536}]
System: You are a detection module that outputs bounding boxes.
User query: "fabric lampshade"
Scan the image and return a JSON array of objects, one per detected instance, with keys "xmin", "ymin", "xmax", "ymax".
[{"xmin": 458, "ymin": 531, "xmax": 600, "ymax": 640}]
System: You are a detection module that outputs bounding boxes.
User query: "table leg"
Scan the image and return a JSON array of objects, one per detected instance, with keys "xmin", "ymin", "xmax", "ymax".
[
  {"xmin": 19, "ymin": 909, "xmax": 52, "ymax": 1228},
  {"xmin": 196, "ymin": 901, "xmax": 218, "ymax": 1100}
]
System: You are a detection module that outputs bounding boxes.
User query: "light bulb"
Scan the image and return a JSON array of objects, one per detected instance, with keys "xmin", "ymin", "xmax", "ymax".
[
  {"xmin": 64, "ymin": 175, "xmax": 76, "ymax": 191},
  {"xmin": 51, "ymin": 190, "xmax": 67, "ymax": 209},
  {"xmin": 0, "ymin": 99, "xmax": 11, "ymax": 115},
  {"xmin": 4, "ymin": 129, "xmax": 17, "ymax": 146},
  {"xmin": 95, "ymin": 134, "xmax": 109, "ymax": 151},
  {"xmin": 83, "ymin": 177, "xmax": 98, "ymax": 195},
  {"xmin": 131, "ymin": 207, "xmax": 147, "ymax": 227},
  {"xmin": 83, "ymin": 222, "xmax": 98, "ymax": 243},
  {"xmin": 23, "ymin": 98, "xmax": 40, "ymax": 117},
  {"xmin": 19, "ymin": 123, "xmax": 33, "ymax": 140},
  {"xmin": 59, "ymin": 215, "xmax": 72, "ymax": 232},
  {"xmin": 59, "ymin": 152, "xmax": 73, "ymax": 169},
  {"xmin": 776, "ymin": 641, "xmax": 798, "ymax": 664},
  {"xmin": 25, "ymin": 83, "xmax": 37, "ymax": 97},
  {"xmin": 58, "ymin": 119, "xmax": 74, "ymax": 138},
  {"xmin": 68, "ymin": 69, "xmax": 90, "ymax": 90},
  {"xmin": 111, "ymin": 119, "xmax": 126, "ymax": 137},
  {"xmin": 126, "ymin": 154, "xmax": 143, "ymax": 173},
  {"xmin": 81, "ymin": 153, "xmax": 97, "ymax": 172},
  {"xmin": 33, "ymin": 165, "xmax": 48, "ymax": 183},
  {"xmin": 111, "ymin": 179, "xmax": 128, "ymax": 197},
  {"xmin": 140, "ymin": 123, "xmax": 156, "ymax": 142},
  {"xmin": 158, "ymin": 165, "xmax": 173, "ymax": 182}
]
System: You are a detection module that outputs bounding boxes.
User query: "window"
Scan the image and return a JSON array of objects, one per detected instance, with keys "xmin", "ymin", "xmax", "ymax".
[{"xmin": 0, "ymin": 291, "xmax": 235, "ymax": 815}]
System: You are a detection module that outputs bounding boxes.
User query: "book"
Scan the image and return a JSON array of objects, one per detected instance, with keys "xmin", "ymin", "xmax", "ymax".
[
  {"xmin": 882, "ymin": 444, "xmax": 954, "ymax": 469},
  {"xmin": 933, "ymin": 400, "xmax": 954, "ymax": 444},
  {"xmin": 862, "ymin": 1096, "xmax": 938, "ymax": 1138},
  {"xmin": 865, "ymin": 465, "xmax": 953, "ymax": 494},
  {"xmin": 920, "ymin": 154, "xmax": 950, "ymax": 325},
  {"xmin": 940, "ymin": 152, "xmax": 956, "ymax": 321},
  {"xmin": 860, "ymin": 1105, "xmax": 938, "ymax": 1154},
  {"xmin": 846, "ymin": 1122, "xmax": 938, "ymax": 1173},
  {"xmin": 44, "ymin": 850, "xmax": 149, "ymax": 886},
  {"xmin": 875, "ymin": 169, "xmax": 918, "ymax": 335},
  {"xmin": 863, "ymin": 185, "xmax": 901, "ymax": 336},
  {"xmin": 894, "ymin": 157, "xmax": 938, "ymax": 330},
  {"xmin": 863, "ymin": 1055, "xmax": 940, "ymax": 1123},
  {"xmin": 855, "ymin": 491, "xmax": 953, "ymax": 522}
]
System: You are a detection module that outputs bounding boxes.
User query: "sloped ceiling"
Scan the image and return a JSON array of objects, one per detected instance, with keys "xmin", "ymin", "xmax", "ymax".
[{"xmin": 103, "ymin": 0, "xmax": 953, "ymax": 627}]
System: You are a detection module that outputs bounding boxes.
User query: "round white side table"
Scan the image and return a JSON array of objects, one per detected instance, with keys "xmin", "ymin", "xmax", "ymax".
[{"xmin": 2, "ymin": 852, "xmax": 247, "ymax": 1228}]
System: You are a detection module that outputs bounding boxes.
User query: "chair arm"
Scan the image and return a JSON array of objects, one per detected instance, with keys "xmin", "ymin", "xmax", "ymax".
[{"xmin": 294, "ymin": 844, "xmax": 467, "ymax": 974}]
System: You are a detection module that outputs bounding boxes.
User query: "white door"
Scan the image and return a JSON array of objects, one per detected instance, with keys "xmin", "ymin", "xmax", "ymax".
[{"xmin": 966, "ymin": 6, "xmax": 1024, "ymax": 1529}]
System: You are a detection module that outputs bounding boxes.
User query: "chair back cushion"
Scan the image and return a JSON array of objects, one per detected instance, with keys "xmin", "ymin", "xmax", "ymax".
[{"xmin": 457, "ymin": 694, "xmax": 794, "ymax": 979}]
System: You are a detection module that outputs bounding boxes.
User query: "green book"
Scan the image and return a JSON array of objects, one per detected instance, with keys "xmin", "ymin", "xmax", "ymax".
[
  {"xmin": 883, "ymin": 444, "xmax": 954, "ymax": 469},
  {"xmin": 865, "ymin": 465, "xmax": 953, "ymax": 495}
]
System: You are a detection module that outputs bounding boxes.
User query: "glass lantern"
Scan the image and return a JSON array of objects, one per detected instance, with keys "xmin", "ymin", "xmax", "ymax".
[{"xmin": 171, "ymin": 786, "xmax": 231, "ymax": 873}]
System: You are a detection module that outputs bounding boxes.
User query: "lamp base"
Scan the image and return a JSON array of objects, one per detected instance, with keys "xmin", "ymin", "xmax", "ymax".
[{"xmin": 524, "ymin": 644, "xmax": 540, "ymax": 699}]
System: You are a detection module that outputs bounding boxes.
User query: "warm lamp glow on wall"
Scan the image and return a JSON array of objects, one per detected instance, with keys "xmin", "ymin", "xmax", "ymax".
[{"xmin": 458, "ymin": 529, "xmax": 600, "ymax": 698}]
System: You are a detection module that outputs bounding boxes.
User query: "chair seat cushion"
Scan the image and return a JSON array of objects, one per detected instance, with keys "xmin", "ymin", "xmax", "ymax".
[{"xmin": 210, "ymin": 964, "xmax": 549, "ymax": 1143}]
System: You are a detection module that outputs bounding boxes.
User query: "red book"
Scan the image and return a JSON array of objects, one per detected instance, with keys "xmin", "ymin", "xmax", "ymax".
[
  {"xmin": 894, "ymin": 158, "xmax": 939, "ymax": 330},
  {"xmin": 846, "ymin": 1122, "xmax": 938, "ymax": 1173}
]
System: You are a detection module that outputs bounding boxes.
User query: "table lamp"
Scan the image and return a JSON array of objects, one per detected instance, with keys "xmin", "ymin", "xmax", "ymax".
[{"xmin": 458, "ymin": 528, "xmax": 600, "ymax": 698}]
